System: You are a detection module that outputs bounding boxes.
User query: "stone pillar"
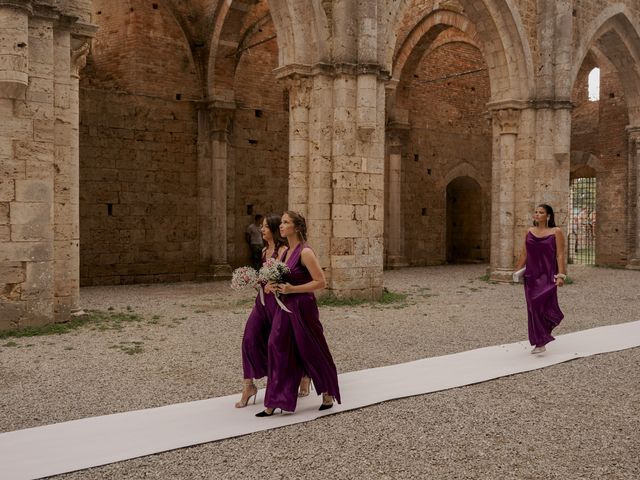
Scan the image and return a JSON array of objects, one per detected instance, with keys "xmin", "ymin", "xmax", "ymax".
[
  {"xmin": 284, "ymin": 75, "xmax": 311, "ymax": 219},
  {"xmin": 626, "ymin": 126, "xmax": 640, "ymax": 269},
  {"xmin": 197, "ymin": 103, "xmax": 234, "ymax": 279},
  {"xmin": 489, "ymin": 108, "xmax": 520, "ymax": 282},
  {"xmin": 385, "ymin": 128, "xmax": 408, "ymax": 268},
  {"xmin": 330, "ymin": 67, "xmax": 385, "ymax": 299}
]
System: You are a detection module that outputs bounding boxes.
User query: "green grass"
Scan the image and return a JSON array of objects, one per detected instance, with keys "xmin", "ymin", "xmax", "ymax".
[
  {"xmin": 0, "ymin": 310, "xmax": 144, "ymax": 340},
  {"xmin": 317, "ymin": 289, "xmax": 408, "ymax": 308}
]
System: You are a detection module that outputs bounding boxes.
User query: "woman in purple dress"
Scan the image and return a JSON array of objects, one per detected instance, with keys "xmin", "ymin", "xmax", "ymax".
[
  {"xmin": 235, "ymin": 214, "xmax": 287, "ymax": 408},
  {"xmin": 256, "ymin": 211, "xmax": 341, "ymax": 416},
  {"xmin": 514, "ymin": 204, "xmax": 566, "ymax": 354}
]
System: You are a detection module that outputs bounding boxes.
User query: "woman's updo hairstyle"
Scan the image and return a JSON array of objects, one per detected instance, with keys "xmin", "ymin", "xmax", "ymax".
[
  {"xmin": 264, "ymin": 213, "xmax": 286, "ymax": 248},
  {"xmin": 535, "ymin": 204, "xmax": 557, "ymax": 228},
  {"xmin": 284, "ymin": 210, "xmax": 307, "ymax": 241}
]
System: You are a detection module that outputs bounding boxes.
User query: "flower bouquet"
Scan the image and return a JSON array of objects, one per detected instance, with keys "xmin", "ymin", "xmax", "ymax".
[
  {"xmin": 230, "ymin": 266, "xmax": 264, "ymax": 305},
  {"xmin": 258, "ymin": 258, "xmax": 292, "ymax": 313}
]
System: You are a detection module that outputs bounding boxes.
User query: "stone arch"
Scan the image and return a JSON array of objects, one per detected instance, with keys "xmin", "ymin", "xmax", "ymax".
[
  {"xmin": 393, "ymin": 9, "xmax": 481, "ymax": 85},
  {"xmin": 387, "ymin": 0, "xmax": 534, "ymax": 102},
  {"xmin": 206, "ymin": 0, "xmax": 330, "ymax": 101},
  {"xmin": 570, "ymin": 151, "xmax": 603, "ymax": 178},
  {"xmin": 440, "ymin": 161, "xmax": 481, "ymax": 190},
  {"xmin": 571, "ymin": 5, "xmax": 640, "ymax": 124}
]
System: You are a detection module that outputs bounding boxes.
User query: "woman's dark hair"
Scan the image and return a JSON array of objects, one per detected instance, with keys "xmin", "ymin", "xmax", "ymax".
[
  {"xmin": 283, "ymin": 210, "xmax": 307, "ymax": 241},
  {"xmin": 535, "ymin": 204, "xmax": 556, "ymax": 228},
  {"xmin": 264, "ymin": 214, "xmax": 286, "ymax": 248}
]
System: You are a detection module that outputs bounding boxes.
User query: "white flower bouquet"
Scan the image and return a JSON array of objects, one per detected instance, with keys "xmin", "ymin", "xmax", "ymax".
[
  {"xmin": 258, "ymin": 258, "xmax": 292, "ymax": 313},
  {"xmin": 230, "ymin": 266, "xmax": 265, "ymax": 305}
]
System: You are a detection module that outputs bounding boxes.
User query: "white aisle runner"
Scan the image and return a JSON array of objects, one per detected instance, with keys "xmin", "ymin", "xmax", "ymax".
[{"xmin": 2, "ymin": 321, "xmax": 639, "ymax": 480}]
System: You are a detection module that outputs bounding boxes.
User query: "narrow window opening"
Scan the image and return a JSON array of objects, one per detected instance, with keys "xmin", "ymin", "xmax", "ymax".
[
  {"xmin": 107, "ymin": 203, "xmax": 113, "ymax": 216},
  {"xmin": 427, "ymin": 169, "xmax": 432, "ymax": 175},
  {"xmin": 588, "ymin": 68, "xmax": 600, "ymax": 101},
  {"xmin": 414, "ymin": 154, "xmax": 419, "ymax": 162},
  {"xmin": 246, "ymin": 204, "xmax": 254, "ymax": 215},
  {"xmin": 421, "ymin": 208, "xmax": 427, "ymax": 216},
  {"xmin": 175, "ymin": 93, "xmax": 182, "ymax": 100},
  {"xmin": 255, "ymin": 109, "xmax": 263, "ymax": 118}
]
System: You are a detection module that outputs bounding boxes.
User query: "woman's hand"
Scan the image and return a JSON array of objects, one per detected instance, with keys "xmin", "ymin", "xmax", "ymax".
[
  {"xmin": 274, "ymin": 283, "xmax": 294, "ymax": 294},
  {"xmin": 555, "ymin": 277, "xmax": 565, "ymax": 287},
  {"xmin": 264, "ymin": 282, "xmax": 277, "ymax": 294}
]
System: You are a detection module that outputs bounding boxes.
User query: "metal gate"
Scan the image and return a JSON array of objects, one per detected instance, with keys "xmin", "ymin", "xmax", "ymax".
[{"xmin": 568, "ymin": 177, "xmax": 596, "ymax": 264}]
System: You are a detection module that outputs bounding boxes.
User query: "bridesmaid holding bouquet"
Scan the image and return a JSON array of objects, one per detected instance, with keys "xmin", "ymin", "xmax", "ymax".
[
  {"xmin": 257, "ymin": 211, "xmax": 341, "ymax": 416},
  {"xmin": 234, "ymin": 214, "xmax": 287, "ymax": 407}
]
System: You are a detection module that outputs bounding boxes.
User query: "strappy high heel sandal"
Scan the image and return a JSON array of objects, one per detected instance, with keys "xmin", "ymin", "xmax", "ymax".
[
  {"xmin": 319, "ymin": 393, "xmax": 334, "ymax": 411},
  {"xmin": 298, "ymin": 376, "xmax": 312, "ymax": 397},
  {"xmin": 235, "ymin": 380, "xmax": 258, "ymax": 408}
]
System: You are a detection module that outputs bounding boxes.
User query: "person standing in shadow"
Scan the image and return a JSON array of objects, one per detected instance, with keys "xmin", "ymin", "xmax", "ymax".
[{"xmin": 245, "ymin": 214, "xmax": 264, "ymax": 271}]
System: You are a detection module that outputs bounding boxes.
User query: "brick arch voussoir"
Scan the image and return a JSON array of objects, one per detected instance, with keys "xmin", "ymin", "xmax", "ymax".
[{"xmin": 393, "ymin": 9, "xmax": 479, "ymax": 83}]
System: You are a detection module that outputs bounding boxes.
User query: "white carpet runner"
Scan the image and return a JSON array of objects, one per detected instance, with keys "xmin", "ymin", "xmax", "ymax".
[{"xmin": 1, "ymin": 320, "xmax": 639, "ymax": 480}]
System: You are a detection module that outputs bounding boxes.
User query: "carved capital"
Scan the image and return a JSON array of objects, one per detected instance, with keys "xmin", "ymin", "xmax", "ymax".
[
  {"xmin": 493, "ymin": 108, "xmax": 521, "ymax": 135},
  {"xmin": 70, "ymin": 39, "xmax": 91, "ymax": 78},
  {"xmin": 627, "ymin": 125, "xmax": 640, "ymax": 153},
  {"xmin": 283, "ymin": 75, "xmax": 312, "ymax": 109},
  {"xmin": 208, "ymin": 104, "xmax": 235, "ymax": 141}
]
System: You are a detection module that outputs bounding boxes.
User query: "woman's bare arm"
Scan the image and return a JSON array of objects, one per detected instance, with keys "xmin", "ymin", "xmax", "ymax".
[{"xmin": 278, "ymin": 248, "xmax": 326, "ymax": 294}]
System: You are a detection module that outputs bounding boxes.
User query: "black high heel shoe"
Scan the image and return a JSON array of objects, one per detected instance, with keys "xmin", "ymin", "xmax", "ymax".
[
  {"xmin": 318, "ymin": 393, "xmax": 334, "ymax": 411},
  {"xmin": 255, "ymin": 408, "xmax": 280, "ymax": 417}
]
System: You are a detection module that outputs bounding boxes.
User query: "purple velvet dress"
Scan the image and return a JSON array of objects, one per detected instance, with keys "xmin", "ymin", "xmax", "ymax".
[
  {"xmin": 241, "ymin": 249, "xmax": 279, "ymax": 379},
  {"xmin": 524, "ymin": 232, "xmax": 564, "ymax": 347},
  {"xmin": 264, "ymin": 243, "xmax": 341, "ymax": 412}
]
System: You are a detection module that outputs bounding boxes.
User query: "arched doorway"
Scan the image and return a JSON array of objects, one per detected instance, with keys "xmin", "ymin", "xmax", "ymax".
[{"xmin": 446, "ymin": 176, "xmax": 484, "ymax": 263}]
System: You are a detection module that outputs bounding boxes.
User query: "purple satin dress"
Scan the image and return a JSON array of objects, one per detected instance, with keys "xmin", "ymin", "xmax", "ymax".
[
  {"xmin": 241, "ymin": 249, "xmax": 279, "ymax": 379},
  {"xmin": 264, "ymin": 244, "xmax": 341, "ymax": 412},
  {"xmin": 524, "ymin": 232, "xmax": 564, "ymax": 347}
]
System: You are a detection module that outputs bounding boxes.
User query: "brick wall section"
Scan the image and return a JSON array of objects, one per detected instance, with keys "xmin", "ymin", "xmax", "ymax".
[
  {"xmin": 87, "ymin": 0, "xmax": 201, "ymax": 99},
  {"xmin": 571, "ymin": 58, "xmax": 630, "ymax": 267},
  {"xmin": 399, "ymin": 41, "xmax": 491, "ymax": 265},
  {"xmin": 79, "ymin": 90, "xmax": 199, "ymax": 285},
  {"xmin": 228, "ymin": 18, "xmax": 288, "ymax": 267}
]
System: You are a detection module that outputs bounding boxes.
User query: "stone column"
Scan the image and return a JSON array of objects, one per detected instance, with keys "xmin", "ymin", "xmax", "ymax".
[
  {"xmin": 626, "ymin": 126, "xmax": 640, "ymax": 269},
  {"xmin": 51, "ymin": 24, "xmax": 84, "ymax": 321},
  {"xmin": 284, "ymin": 75, "xmax": 311, "ymax": 219},
  {"xmin": 385, "ymin": 128, "xmax": 408, "ymax": 268},
  {"xmin": 330, "ymin": 66, "xmax": 385, "ymax": 299},
  {"xmin": 196, "ymin": 102, "xmax": 234, "ymax": 279},
  {"xmin": 210, "ymin": 104, "xmax": 234, "ymax": 278},
  {"xmin": 489, "ymin": 108, "xmax": 520, "ymax": 282}
]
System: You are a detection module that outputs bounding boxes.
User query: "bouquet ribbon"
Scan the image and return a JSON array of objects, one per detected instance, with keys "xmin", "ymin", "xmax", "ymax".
[
  {"xmin": 257, "ymin": 286, "xmax": 265, "ymax": 306},
  {"xmin": 274, "ymin": 293, "xmax": 292, "ymax": 313}
]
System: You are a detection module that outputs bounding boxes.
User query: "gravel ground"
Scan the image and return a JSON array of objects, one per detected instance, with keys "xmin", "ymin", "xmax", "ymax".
[{"xmin": 1, "ymin": 264, "xmax": 638, "ymax": 479}]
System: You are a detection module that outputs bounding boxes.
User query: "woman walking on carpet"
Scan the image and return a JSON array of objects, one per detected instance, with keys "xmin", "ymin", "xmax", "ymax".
[
  {"xmin": 256, "ymin": 211, "xmax": 341, "ymax": 416},
  {"xmin": 514, "ymin": 204, "xmax": 566, "ymax": 354},
  {"xmin": 235, "ymin": 214, "xmax": 287, "ymax": 408}
]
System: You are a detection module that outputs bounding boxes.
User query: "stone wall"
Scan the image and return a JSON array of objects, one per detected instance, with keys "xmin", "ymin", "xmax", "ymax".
[
  {"xmin": 399, "ymin": 41, "xmax": 491, "ymax": 266},
  {"xmin": 79, "ymin": 90, "xmax": 199, "ymax": 285},
  {"xmin": 571, "ymin": 57, "xmax": 630, "ymax": 267}
]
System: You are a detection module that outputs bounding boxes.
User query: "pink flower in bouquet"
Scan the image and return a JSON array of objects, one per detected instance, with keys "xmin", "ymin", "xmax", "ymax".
[{"xmin": 230, "ymin": 266, "xmax": 259, "ymax": 291}]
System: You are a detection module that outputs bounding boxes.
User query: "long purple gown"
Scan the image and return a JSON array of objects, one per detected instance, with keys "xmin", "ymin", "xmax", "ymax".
[
  {"xmin": 264, "ymin": 243, "xmax": 341, "ymax": 412},
  {"xmin": 524, "ymin": 232, "xmax": 564, "ymax": 347},
  {"xmin": 241, "ymin": 249, "xmax": 279, "ymax": 379}
]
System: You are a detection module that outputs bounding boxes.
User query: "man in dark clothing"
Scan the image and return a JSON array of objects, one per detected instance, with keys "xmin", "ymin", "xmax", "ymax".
[{"xmin": 245, "ymin": 214, "xmax": 264, "ymax": 270}]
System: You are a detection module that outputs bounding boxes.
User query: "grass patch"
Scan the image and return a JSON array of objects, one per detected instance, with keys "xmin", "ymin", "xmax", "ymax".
[
  {"xmin": 564, "ymin": 276, "xmax": 574, "ymax": 285},
  {"xmin": 0, "ymin": 310, "xmax": 144, "ymax": 340},
  {"xmin": 318, "ymin": 289, "xmax": 408, "ymax": 308}
]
